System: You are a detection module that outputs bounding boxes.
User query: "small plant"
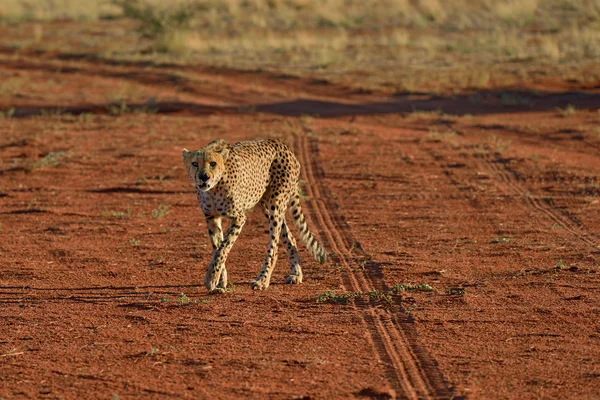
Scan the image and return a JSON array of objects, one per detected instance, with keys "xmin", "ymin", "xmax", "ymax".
[
  {"xmin": 107, "ymin": 100, "xmax": 131, "ymax": 116},
  {"xmin": 488, "ymin": 135, "xmax": 511, "ymax": 154},
  {"xmin": 160, "ymin": 297, "xmax": 170, "ymax": 303},
  {"xmin": 225, "ymin": 282, "xmax": 236, "ymax": 293},
  {"xmin": 177, "ymin": 292, "xmax": 190, "ymax": 304},
  {"xmin": 348, "ymin": 242, "xmax": 357, "ymax": 253},
  {"xmin": 102, "ymin": 206, "xmax": 132, "ymax": 218},
  {"xmin": 490, "ymin": 237, "xmax": 513, "ymax": 244},
  {"xmin": 0, "ymin": 108, "xmax": 15, "ymax": 118},
  {"xmin": 427, "ymin": 127, "xmax": 458, "ymax": 142},
  {"xmin": 315, "ymin": 290, "xmax": 358, "ymax": 304},
  {"xmin": 555, "ymin": 259, "xmax": 568, "ymax": 270},
  {"xmin": 392, "ymin": 283, "xmax": 433, "ymax": 292},
  {"xmin": 368, "ymin": 289, "xmax": 393, "ymax": 304},
  {"xmin": 358, "ymin": 259, "xmax": 369, "ymax": 270},
  {"xmin": 129, "ymin": 238, "xmax": 141, "ymax": 246},
  {"xmin": 151, "ymin": 203, "xmax": 171, "ymax": 219},
  {"xmin": 557, "ymin": 104, "xmax": 577, "ymax": 117},
  {"xmin": 405, "ymin": 304, "xmax": 417, "ymax": 315},
  {"xmin": 447, "ymin": 287, "xmax": 465, "ymax": 295},
  {"xmin": 26, "ymin": 197, "xmax": 38, "ymax": 210},
  {"xmin": 29, "ymin": 152, "xmax": 67, "ymax": 170},
  {"xmin": 147, "ymin": 347, "xmax": 159, "ymax": 356},
  {"xmin": 78, "ymin": 113, "xmax": 95, "ymax": 124}
]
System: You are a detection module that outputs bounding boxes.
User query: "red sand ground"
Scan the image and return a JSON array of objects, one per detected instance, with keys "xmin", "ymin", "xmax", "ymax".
[{"xmin": 1, "ymin": 49, "xmax": 599, "ymax": 399}]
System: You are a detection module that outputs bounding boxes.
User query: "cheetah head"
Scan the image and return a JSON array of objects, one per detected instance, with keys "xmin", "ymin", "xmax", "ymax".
[{"xmin": 182, "ymin": 139, "xmax": 231, "ymax": 192}]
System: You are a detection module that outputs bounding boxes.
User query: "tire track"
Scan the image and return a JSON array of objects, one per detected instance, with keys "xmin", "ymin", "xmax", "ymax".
[
  {"xmin": 293, "ymin": 133, "xmax": 455, "ymax": 399},
  {"xmin": 478, "ymin": 154, "xmax": 598, "ymax": 249}
]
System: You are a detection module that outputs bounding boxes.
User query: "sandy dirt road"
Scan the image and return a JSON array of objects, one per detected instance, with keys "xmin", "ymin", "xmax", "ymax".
[{"xmin": 1, "ymin": 51, "xmax": 599, "ymax": 399}]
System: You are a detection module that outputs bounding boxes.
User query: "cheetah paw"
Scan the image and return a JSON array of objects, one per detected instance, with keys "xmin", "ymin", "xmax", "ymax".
[
  {"xmin": 250, "ymin": 278, "xmax": 270, "ymax": 290},
  {"xmin": 208, "ymin": 287, "xmax": 226, "ymax": 294},
  {"xmin": 285, "ymin": 274, "xmax": 302, "ymax": 284}
]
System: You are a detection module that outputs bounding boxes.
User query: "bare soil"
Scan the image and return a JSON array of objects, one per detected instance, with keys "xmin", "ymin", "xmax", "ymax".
[{"xmin": 1, "ymin": 48, "xmax": 599, "ymax": 399}]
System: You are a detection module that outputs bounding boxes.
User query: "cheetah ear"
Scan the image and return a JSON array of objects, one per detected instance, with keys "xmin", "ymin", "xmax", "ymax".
[
  {"xmin": 206, "ymin": 139, "xmax": 231, "ymax": 160},
  {"xmin": 182, "ymin": 148, "xmax": 190, "ymax": 160}
]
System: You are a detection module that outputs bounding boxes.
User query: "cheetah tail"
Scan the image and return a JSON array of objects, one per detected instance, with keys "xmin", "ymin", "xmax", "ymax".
[{"xmin": 289, "ymin": 194, "xmax": 327, "ymax": 264}]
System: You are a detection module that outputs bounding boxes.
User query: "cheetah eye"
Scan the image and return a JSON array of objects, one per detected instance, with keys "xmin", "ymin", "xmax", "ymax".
[
  {"xmin": 209, "ymin": 161, "xmax": 217, "ymax": 168},
  {"xmin": 191, "ymin": 161, "xmax": 198, "ymax": 168}
]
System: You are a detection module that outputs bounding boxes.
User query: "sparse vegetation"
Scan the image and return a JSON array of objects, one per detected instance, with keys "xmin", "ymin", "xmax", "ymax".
[
  {"xmin": 1, "ymin": 1, "xmax": 598, "ymax": 93},
  {"xmin": 177, "ymin": 292, "xmax": 190, "ymax": 304},
  {"xmin": 392, "ymin": 283, "xmax": 434, "ymax": 292},
  {"xmin": 447, "ymin": 287, "xmax": 466, "ymax": 295},
  {"xmin": 106, "ymin": 101, "xmax": 132, "ymax": 116},
  {"xmin": 151, "ymin": 203, "xmax": 171, "ymax": 219},
  {"xmin": 316, "ymin": 283, "xmax": 434, "ymax": 305},
  {"xmin": 102, "ymin": 206, "xmax": 132, "ymax": 218},
  {"xmin": 29, "ymin": 152, "xmax": 67, "ymax": 170},
  {"xmin": 427, "ymin": 127, "xmax": 458, "ymax": 142},
  {"xmin": 315, "ymin": 290, "xmax": 359, "ymax": 304},
  {"xmin": 557, "ymin": 104, "xmax": 577, "ymax": 117},
  {"xmin": 367, "ymin": 289, "xmax": 393, "ymax": 304},
  {"xmin": 128, "ymin": 237, "xmax": 141, "ymax": 246},
  {"xmin": 0, "ymin": 108, "xmax": 15, "ymax": 118},
  {"xmin": 106, "ymin": 98, "xmax": 158, "ymax": 115},
  {"xmin": 147, "ymin": 346, "xmax": 159, "ymax": 356},
  {"xmin": 490, "ymin": 237, "xmax": 513, "ymax": 244},
  {"xmin": 488, "ymin": 134, "xmax": 512, "ymax": 154},
  {"xmin": 113, "ymin": 0, "xmax": 199, "ymax": 53},
  {"xmin": 555, "ymin": 259, "xmax": 568, "ymax": 270},
  {"xmin": 225, "ymin": 282, "xmax": 236, "ymax": 293}
]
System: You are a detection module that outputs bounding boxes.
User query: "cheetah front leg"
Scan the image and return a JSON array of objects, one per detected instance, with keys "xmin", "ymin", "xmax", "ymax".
[
  {"xmin": 205, "ymin": 216, "xmax": 227, "ymax": 291},
  {"xmin": 251, "ymin": 212, "xmax": 283, "ymax": 290},
  {"xmin": 205, "ymin": 214, "xmax": 246, "ymax": 294}
]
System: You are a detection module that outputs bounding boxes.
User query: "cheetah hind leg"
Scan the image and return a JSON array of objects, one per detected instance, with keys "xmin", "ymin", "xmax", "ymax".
[
  {"xmin": 282, "ymin": 219, "xmax": 302, "ymax": 284},
  {"xmin": 251, "ymin": 211, "xmax": 284, "ymax": 291}
]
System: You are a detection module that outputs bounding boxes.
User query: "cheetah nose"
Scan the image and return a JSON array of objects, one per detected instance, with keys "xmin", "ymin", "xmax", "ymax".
[{"xmin": 199, "ymin": 173, "xmax": 209, "ymax": 183}]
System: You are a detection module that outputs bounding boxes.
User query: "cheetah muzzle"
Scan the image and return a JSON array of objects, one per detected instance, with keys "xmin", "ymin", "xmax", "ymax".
[{"xmin": 182, "ymin": 138, "xmax": 327, "ymax": 293}]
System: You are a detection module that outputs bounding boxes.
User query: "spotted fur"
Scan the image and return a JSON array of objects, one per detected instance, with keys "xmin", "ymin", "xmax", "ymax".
[{"xmin": 182, "ymin": 138, "xmax": 326, "ymax": 293}]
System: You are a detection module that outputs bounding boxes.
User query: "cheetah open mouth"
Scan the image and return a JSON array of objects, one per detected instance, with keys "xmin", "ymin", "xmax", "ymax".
[{"xmin": 197, "ymin": 182, "xmax": 210, "ymax": 191}]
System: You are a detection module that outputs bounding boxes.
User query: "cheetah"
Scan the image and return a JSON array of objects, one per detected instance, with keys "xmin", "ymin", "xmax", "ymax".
[{"xmin": 182, "ymin": 138, "xmax": 327, "ymax": 293}]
